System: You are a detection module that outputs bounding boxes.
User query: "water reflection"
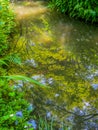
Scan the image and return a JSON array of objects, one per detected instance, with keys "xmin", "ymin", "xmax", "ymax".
[{"xmin": 10, "ymin": 0, "xmax": 98, "ymax": 129}]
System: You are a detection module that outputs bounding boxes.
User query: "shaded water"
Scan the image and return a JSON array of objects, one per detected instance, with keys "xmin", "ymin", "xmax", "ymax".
[{"xmin": 10, "ymin": 0, "xmax": 98, "ymax": 129}]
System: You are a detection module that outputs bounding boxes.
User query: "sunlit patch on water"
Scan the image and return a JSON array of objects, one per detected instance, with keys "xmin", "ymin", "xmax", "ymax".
[{"xmin": 11, "ymin": 1, "xmax": 48, "ymax": 19}]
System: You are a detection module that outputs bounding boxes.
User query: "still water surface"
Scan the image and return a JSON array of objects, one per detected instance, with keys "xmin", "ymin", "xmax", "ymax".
[{"xmin": 10, "ymin": 0, "xmax": 98, "ymax": 129}]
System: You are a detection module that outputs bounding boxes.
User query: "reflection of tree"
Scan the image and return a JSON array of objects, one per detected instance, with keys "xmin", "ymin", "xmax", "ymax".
[
  {"xmin": 29, "ymin": 41, "xmax": 95, "ymax": 98},
  {"xmin": 21, "ymin": 39, "xmax": 97, "ymax": 128}
]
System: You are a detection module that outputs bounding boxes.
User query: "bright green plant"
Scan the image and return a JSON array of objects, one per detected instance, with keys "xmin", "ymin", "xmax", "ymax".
[
  {"xmin": 0, "ymin": 0, "xmax": 32, "ymax": 129},
  {"xmin": 0, "ymin": 79, "xmax": 30, "ymax": 129},
  {"xmin": 49, "ymin": 0, "xmax": 98, "ymax": 23},
  {"xmin": 0, "ymin": 0, "xmax": 15, "ymax": 55},
  {"xmin": 0, "ymin": 0, "xmax": 20, "ymax": 74}
]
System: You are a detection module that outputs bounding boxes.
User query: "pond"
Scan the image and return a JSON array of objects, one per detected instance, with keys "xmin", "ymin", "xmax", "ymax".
[{"xmin": 10, "ymin": 0, "xmax": 98, "ymax": 129}]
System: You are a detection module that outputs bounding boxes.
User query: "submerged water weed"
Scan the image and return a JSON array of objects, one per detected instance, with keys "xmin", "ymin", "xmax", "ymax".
[{"xmin": 38, "ymin": 117, "xmax": 70, "ymax": 130}]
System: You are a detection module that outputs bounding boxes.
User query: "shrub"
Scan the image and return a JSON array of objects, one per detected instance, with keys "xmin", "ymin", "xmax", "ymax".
[
  {"xmin": 0, "ymin": 0, "xmax": 15, "ymax": 55},
  {"xmin": 0, "ymin": 79, "xmax": 31, "ymax": 129},
  {"xmin": 49, "ymin": 0, "xmax": 98, "ymax": 23}
]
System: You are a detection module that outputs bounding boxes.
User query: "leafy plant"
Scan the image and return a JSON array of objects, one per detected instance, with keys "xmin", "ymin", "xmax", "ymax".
[
  {"xmin": 1, "ymin": 75, "xmax": 50, "ymax": 89},
  {"xmin": 0, "ymin": 0, "xmax": 15, "ymax": 55},
  {"xmin": 0, "ymin": 0, "xmax": 34, "ymax": 129},
  {"xmin": 0, "ymin": 79, "xmax": 29, "ymax": 129},
  {"xmin": 49, "ymin": 0, "xmax": 98, "ymax": 23}
]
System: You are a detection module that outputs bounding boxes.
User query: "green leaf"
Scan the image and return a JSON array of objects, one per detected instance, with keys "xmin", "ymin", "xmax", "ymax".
[
  {"xmin": 1, "ymin": 75, "xmax": 50, "ymax": 88},
  {"xmin": 0, "ymin": 59, "xmax": 8, "ymax": 66},
  {"xmin": 9, "ymin": 92, "xmax": 15, "ymax": 97},
  {"xmin": 0, "ymin": 6, "xmax": 2, "ymax": 10}
]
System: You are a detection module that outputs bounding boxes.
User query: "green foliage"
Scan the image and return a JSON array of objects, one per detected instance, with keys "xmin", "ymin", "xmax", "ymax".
[
  {"xmin": 49, "ymin": 0, "xmax": 98, "ymax": 23},
  {"xmin": 0, "ymin": 0, "xmax": 33, "ymax": 129},
  {"xmin": 0, "ymin": 0, "xmax": 15, "ymax": 55},
  {"xmin": 2, "ymin": 75, "xmax": 50, "ymax": 88},
  {"xmin": 0, "ymin": 79, "xmax": 31, "ymax": 129},
  {"xmin": 0, "ymin": 0, "xmax": 21, "ymax": 74}
]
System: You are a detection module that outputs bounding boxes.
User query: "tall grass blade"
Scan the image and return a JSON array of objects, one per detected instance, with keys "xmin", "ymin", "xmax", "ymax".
[{"xmin": 1, "ymin": 75, "xmax": 50, "ymax": 88}]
